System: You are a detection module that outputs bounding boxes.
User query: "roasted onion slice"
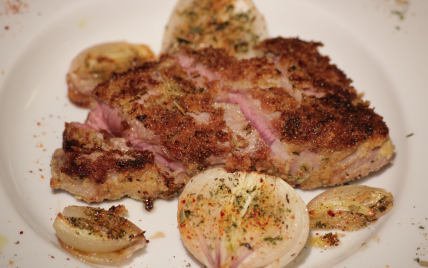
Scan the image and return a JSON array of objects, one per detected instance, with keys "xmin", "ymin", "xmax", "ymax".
[
  {"xmin": 307, "ymin": 185, "xmax": 394, "ymax": 231},
  {"xmin": 53, "ymin": 205, "xmax": 147, "ymax": 265},
  {"xmin": 178, "ymin": 168, "xmax": 309, "ymax": 268},
  {"xmin": 162, "ymin": 0, "xmax": 268, "ymax": 59}
]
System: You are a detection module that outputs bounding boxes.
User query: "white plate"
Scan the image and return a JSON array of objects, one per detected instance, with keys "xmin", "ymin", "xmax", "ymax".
[{"xmin": 1, "ymin": 0, "xmax": 427, "ymax": 267}]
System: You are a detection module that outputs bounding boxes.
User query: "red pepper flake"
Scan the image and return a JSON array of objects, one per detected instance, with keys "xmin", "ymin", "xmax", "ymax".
[
  {"xmin": 182, "ymin": 200, "xmax": 186, "ymax": 204},
  {"xmin": 9, "ymin": 261, "xmax": 13, "ymax": 265},
  {"xmin": 320, "ymin": 232, "xmax": 340, "ymax": 247},
  {"xmin": 260, "ymin": 178, "xmax": 263, "ymax": 182},
  {"xmin": 66, "ymin": 258, "xmax": 70, "ymax": 261},
  {"xmin": 20, "ymin": 231, "xmax": 23, "ymax": 234},
  {"xmin": 37, "ymin": 122, "xmax": 41, "ymax": 126},
  {"xmin": 327, "ymin": 210, "xmax": 335, "ymax": 217},
  {"xmin": 51, "ymin": 255, "xmax": 55, "ymax": 259},
  {"xmin": 5, "ymin": 26, "xmax": 9, "ymax": 30},
  {"xmin": 220, "ymin": 211, "xmax": 225, "ymax": 217},
  {"xmin": 41, "ymin": 175, "xmax": 44, "ymax": 179}
]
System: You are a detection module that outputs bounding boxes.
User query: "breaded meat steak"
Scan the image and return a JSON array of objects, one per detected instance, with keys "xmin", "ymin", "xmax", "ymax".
[{"xmin": 79, "ymin": 37, "xmax": 393, "ymax": 189}]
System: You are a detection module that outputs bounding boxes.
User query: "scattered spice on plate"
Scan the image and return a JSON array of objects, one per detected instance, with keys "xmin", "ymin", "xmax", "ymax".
[{"xmin": 310, "ymin": 232, "xmax": 345, "ymax": 248}]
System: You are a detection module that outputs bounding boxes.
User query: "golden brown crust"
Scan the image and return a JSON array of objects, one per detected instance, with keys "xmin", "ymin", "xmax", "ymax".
[
  {"xmin": 93, "ymin": 59, "xmax": 263, "ymax": 173},
  {"xmin": 257, "ymin": 38, "xmax": 388, "ymax": 150},
  {"xmin": 275, "ymin": 94, "xmax": 389, "ymax": 150},
  {"xmin": 60, "ymin": 150, "xmax": 155, "ymax": 184},
  {"xmin": 257, "ymin": 37, "xmax": 353, "ymax": 93},
  {"xmin": 180, "ymin": 46, "xmax": 282, "ymax": 89},
  {"xmin": 60, "ymin": 123, "xmax": 156, "ymax": 183},
  {"xmin": 51, "ymin": 123, "xmax": 186, "ymax": 205},
  {"xmin": 181, "ymin": 38, "xmax": 389, "ymax": 150},
  {"xmin": 225, "ymin": 152, "xmax": 251, "ymax": 171}
]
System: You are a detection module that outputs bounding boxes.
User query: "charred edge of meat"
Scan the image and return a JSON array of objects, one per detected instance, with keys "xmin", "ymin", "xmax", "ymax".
[
  {"xmin": 62, "ymin": 123, "xmax": 113, "ymax": 153},
  {"xmin": 278, "ymin": 94, "xmax": 389, "ymax": 149},
  {"xmin": 60, "ymin": 150, "xmax": 155, "ymax": 183}
]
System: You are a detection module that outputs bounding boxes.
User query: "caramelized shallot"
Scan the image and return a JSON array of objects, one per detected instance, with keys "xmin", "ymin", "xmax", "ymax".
[
  {"xmin": 53, "ymin": 205, "xmax": 147, "ymax": 265},
  {"xmin": 307, "ymin": 185, "xmax": 394, "ymax": 231}
]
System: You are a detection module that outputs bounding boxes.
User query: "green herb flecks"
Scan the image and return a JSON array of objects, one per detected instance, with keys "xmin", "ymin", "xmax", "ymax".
[{"xmin": 264, "ymin": 236, "xmax": 283, "ymax": 245}]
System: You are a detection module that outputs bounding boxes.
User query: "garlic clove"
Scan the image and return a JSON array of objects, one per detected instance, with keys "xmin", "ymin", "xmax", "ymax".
[
  {"xmin": 178, "ymin": 168, "xmax": 309, "ymax": 268},
  {"xmin": 53, "ymin": 205, "xmax": 147, "ymax": 265},
  {"xmin": 307, "ymin": 185, "xmax": 394, "ymax": 231}
]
